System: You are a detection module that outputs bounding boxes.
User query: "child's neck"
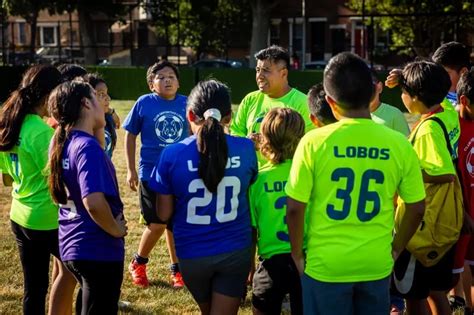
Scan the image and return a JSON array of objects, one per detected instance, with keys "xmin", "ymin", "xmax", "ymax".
[
  {"xmin": 420, "ymin": 104, "xmax": 442, "ymax": 118},
  {"xmin": 339, "ymin": 108, "xmax": 371, "ymax": 119}
]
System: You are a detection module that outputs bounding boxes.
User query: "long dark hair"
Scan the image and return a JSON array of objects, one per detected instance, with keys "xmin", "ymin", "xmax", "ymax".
[
  {"xmin": 187, "ymin": 80, "xmax": 231, "ymax": 193},
  {"xmin": 48, "ymin": 81, "xmax": 94, "ymax": 204},
  {"xmin": 0, "ymin": 65, "xmax": 61, "ymax": 151}
]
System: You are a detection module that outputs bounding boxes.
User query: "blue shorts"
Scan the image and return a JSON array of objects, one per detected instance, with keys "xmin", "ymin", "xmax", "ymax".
[{"xmin": 301, "ymin": 273, "xmax": 390, "ymax": 315}]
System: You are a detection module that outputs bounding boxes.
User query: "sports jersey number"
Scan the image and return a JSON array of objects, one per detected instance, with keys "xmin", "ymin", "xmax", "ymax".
[
  {"xmin": 187, "ymin": 176, "xmax": 241, "ymax": 225},
  {"xmin": 327, "ymin": 168, "xmax": 384, "ymax": 222},
  {"xmin": 60, "ymin": 200, "xmax": 78, "ymax": 220},
  {"xmin": 275, "ymin": 196, "xmax": 289, "ymax": 242}
]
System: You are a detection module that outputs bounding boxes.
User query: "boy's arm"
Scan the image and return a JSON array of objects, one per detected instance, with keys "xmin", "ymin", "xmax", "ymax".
[
  {"xmin": 156, "ymin": 193, "xmax": 174, "ymax": 222},
  {"xmin": 287, "ymin": 197, "xmax": 306, "ymax": 275},
  {"xmin": 125, "ymin": 131, "xmax": 138, "ymax": 191},
  {"xmin": 248, "ymin": 228, "xmax": 257, "ymax": 284},
  {"xmin": 392, "ymin": 199, "xmax": 425, "ymax": 260},
  {"xmin": 422, "ymin": 170, "xmax": 456, "ymax": 184}
]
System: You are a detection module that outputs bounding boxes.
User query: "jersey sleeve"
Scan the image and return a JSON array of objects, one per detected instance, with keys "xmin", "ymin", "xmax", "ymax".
[
  {"xmin": 76, "ymin": 142, "xmax": 115, "ymax": 199},
  {"xmin": 413, "ymin": 122, "xmax": 456, "ymax": 176},
  {"xmin": 392, "ymin": 110, "xmax": 410, "ymax": 136},
  {"xmin": 285, "ymin": 135, "xmax": 314, "ymax": 203},
  {"xmin": 148, "ymin": 147, "xmax": 174, "ymax": 195},
  {"xmin": 230, "ymin": 96, "xmax": 250, "ymax": 137},
  {"xmin": 122, "ymin": 99, "xmax": 142, "ymax": 135},
  {"xmin": 397, "ymin": 142, "xmax": 426, "ymax": 203}
]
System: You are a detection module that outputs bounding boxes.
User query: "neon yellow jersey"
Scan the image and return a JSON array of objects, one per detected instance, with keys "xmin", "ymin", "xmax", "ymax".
[
  {"xmin": 410, "ymin": 107, "xmax": 460, "ymax": 176},
  {"xmin": 230, "ymin": 88, "xmax": 314, "ymax": 137},
  {"xmin": 285, "ymin": 118, "xmax": 425, "ymax": 283},
  {"xmin": 371, "ymin": 103, "xmax": 410, "ymax": 136},
  {"xmin": 0, "ymin": 115, "xmax": 58, "ymax": 230},
  {"xmin": 250, "ymin": 160, "xmax": 306, "ymax": 259},
  {"xmin": 441, "ymin": 97, "xmax": 456, "ymax": 111}
]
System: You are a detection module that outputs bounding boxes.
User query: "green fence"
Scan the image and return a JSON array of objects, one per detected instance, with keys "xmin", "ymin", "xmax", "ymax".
[{"xmin": 0, "ymin": 66, "xmax": 405, "ymax": 111}]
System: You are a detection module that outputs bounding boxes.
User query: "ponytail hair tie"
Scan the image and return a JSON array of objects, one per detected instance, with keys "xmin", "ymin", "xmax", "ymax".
[{"xmin": 203, "ymin": 108, "xmax": 222, "ymax": 121}]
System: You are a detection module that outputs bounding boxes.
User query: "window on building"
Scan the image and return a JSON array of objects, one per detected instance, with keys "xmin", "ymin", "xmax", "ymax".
[
  {"xmin": 40, "ymin": 25, "xmax": 57, "ymax": 46},
  {"xmin": 18, "ymin": 22, "xmax": 26, "ymax": 44},
  {"xmin": 95, "ymin": 22, "xmax": 109, "ymax": 45},
  {"xmin": 269, "ymin": 21, "xmax": 280, "ymax": 45}
]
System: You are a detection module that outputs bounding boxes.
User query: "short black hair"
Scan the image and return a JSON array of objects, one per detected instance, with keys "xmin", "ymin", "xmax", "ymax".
[
  {"xmin": 323, "ymin": 52, "xmax": 374, "ymax": 110},
  {"xmin": 457, "ymin": 68, "xmax": 474, "ymax": 104},
  {"xmin": 432, "ymin": 41, "xmax": 470, "ymax": 71},
  {"xmin": 57, "ymin": 64, "xmax": 87, "ymax": 83},
  {"xmin": 401, "ymin": 60, "xmax": 451, "ymax": 107},
  {"xmin": 254, "ymin": 45, "xmax": 290, "ymax": 69},
  {"xmin": 307, "ymin": 83, "xmax": 337, "ymax": 125},
  {"xmin": 146, "ymin": 60, "xmax": 180, "ymax": 85},
  {"xmin": 83, "ymin": 73, "xmax": 106, "ymax": 89}
]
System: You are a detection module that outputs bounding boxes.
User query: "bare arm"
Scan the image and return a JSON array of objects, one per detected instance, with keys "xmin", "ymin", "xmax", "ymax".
[
  {"xmin": 392, "ymin": 199, "xmax": 425, "ymax": 260},
  {"xmin": 287, "ymin": 197, "xmax": 307, "ymax": 275},
  {"xmin": 1, "ymin": 173, "xmax": 13, "ymax": 186},
  {"xmin": 422, "ymin": 170, "xmax": 456, "ymax": 184},
  {"xmin": 82, "ymin": 192, "xmax": 127, "ymax": 238},
  {"xmin": 156, "ymin": 193, "xmax": 174, "ymax": 222},
  {"xmin": 125, "ymin": 131, "xmax": 138, "ymax": 191}
]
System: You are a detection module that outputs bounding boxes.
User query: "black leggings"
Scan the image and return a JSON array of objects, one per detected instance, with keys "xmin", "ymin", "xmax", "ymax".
[
  {"xmin": 11, "ymin": 220, "xmax": 60, "ymax": 315},
  {"xmin": 64, "ymin": 260, "xmax": 124, "ymax": 315}
]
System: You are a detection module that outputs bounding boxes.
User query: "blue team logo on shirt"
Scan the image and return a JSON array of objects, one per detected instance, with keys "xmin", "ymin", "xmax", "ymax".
[{"xmin": 154, "ymin": 111, "xmax": 185, "ymax": 144}]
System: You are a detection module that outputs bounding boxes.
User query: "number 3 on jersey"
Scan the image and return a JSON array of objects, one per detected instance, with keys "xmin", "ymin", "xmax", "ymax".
[
  {"xmin": 327, "ymin": 168, "xmax": 384, "ymax": 222},
  {"xmin": 187, "ymin": 176, "xmax": 241, "ymax": 225}
]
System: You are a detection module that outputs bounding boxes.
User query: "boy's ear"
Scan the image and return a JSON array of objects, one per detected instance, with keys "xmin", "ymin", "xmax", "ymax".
[
  {"xmin": 310, "ymin": 113, "xmax": 323, "ymax": 127},
  {"xmin": 187, "ymin": 110, "xmax": 198, "ymax": 122},
  {"xmin": 459, "ymin": 95, "xmax": 471, "ymax": 108}
]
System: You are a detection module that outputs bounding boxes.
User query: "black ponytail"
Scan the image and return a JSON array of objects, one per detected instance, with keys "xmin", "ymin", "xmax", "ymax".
[{"xmin": 187, "ymin": 80, "xmax": 232, "ymax": 193}]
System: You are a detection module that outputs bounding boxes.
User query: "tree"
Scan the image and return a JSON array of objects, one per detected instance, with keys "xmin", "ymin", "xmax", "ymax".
[
  {"xmin": 348, "ymin": 0, "xmax": 474, "ymax": 57},
  {"xmin": 2, "ymin": 0, "xmax": 54, "ymax": 62},
  {"xmin": 145, "ymin": 0, "xmax": 251, "ymax": 61}
]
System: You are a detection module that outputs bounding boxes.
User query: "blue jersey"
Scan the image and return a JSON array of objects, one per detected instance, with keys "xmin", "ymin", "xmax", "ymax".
[
  {"xmin": 122, "ymin": 93, "xmax": 188, "ymax": 180},
  {"xmin": 149, "ymin": 135, "xmax": 258, "ymax": 259}
]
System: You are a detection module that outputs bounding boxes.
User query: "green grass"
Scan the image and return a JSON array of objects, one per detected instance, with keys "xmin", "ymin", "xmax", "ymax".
[{"xmin": 0, "ymin": 100, "xmax": 254, "ymax": 314}]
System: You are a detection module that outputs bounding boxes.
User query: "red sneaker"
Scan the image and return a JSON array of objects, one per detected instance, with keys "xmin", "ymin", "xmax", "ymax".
[
  {"xmin": 128, "ymin": 259, "xmax": 149, "ymax": 288},
  {"xmin": 171, "ymin": 271, "xmax": 184, "ymax": 288}
]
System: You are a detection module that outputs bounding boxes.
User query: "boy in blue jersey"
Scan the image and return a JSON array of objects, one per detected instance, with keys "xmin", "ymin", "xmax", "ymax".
[
  {"xmin": 149, "ymin": 80, "xmax": 258, "ymax": 315},
  {"xmin": 123, "ymin": 61, "xmax": 187, "ymax": 288}
]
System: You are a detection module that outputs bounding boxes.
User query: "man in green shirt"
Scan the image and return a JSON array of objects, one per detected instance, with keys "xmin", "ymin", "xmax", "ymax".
[
  {"xmin": 230, "ymin": 45, "xmax": 314, "ymax": 138},
  {"xmin": 286, "ymin": 52, "xmax": 426, "ymax": 315}
]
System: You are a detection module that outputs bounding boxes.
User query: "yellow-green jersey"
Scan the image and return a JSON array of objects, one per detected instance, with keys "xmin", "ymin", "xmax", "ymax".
[
  {"xmin": 410, "ymin": 107, "xmax": 459, "ymax": 176},
  {"xmin": 230, "ymin": 88, "xmax": 314, "ymax": 137},
  {"xmin": 285, "ymin": 118, "xmax": 425, "ymax": 283},
  {"xmin": 0, "ymin": 114, "xmax": 58, "ymax": 230},
  {"xmin": 250, "ymin": 160, "xmax": 306, "ymax": 259}
]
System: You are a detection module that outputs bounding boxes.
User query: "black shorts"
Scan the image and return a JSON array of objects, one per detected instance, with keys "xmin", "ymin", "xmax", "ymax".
[
  {"xmin": 180, "ymin": 247, "xmax": 251, "ymax": 303},
  {"xmin": 391, "ymin": 246, "xmax": 456, "ymax": 299},
  {"xmin": 252, "ymin": 253, "xmax": 303, "ymax": 315},
  {"xmin": 139, "ymin": 181, "xmax": 172, "ymax": 229}
]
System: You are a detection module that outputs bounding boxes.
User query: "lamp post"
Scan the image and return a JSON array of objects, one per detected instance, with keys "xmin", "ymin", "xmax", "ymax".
[{"xmin": 302, "ymin": 0, "xmax": 306, "ymax": 69}]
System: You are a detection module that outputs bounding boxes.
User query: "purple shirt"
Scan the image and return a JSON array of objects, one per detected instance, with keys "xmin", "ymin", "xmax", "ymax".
[{"xmin": 59, "ymin": 130, "xmax": 124, "ymax": 262}]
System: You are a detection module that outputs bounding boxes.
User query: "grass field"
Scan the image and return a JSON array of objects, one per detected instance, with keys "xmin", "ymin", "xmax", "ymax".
[{"xmin": 0, "ymin": 100, "xmax": 254, "ymax": 315}]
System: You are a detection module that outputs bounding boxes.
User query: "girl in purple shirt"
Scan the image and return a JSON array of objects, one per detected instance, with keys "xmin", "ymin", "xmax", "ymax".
[{"xmin": 48, "ymin": 81, "xmax": 127, "ymax": 314}]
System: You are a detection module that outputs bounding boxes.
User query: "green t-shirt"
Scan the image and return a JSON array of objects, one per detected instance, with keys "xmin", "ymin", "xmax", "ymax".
[
  {"xmin": 230, "ymin": 88, "xmax": 314, "ymax": 137},
  {"xmin": 371, "ymin": 102, "xmax": 410, "ymax": 136},
  {"xmin": 250, "ymin": 160, "xmax": 306, "ymax": 259},
  {"xmin": 410, "ymin": 107, "xmax": 460, "ymax": 176},
  {"xmin": 285, "ymin": 118, "xmax": 425, "ymax": 283},
  {"xmin": 0, "ymin": 114, "xmax": 58, "ymax": 230}
]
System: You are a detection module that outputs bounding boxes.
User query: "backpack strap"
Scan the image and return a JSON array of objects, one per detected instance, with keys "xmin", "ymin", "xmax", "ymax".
[{"xmin": 410, "ymin": 116, "xmax": 455, "ymax": 162}]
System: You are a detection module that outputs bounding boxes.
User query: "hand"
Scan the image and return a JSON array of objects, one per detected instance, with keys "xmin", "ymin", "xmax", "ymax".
[
  {"xmin": 385, "ymin": 68, "xmax": 402, "ymax": 88},
  {"xmin": 292, "ymin": 253, "xmax": 305, "ymax": 276},
  {"xmin": 114, "ymin": 213, "xmax": 128, "ymax": 238},
  {"xmin": 392, "ymin": 249, "xmax": 400, "ymax": 261},
  {"xmin": 111, "ymin": 111, "xmax": 121, "ymax": 129},
  {"xmin": 248, "ymin": 133, "xmax": 262, "ymax": 151},
  {"xmin": 127, "ymin": 169, "xmax": 139, "ymax": 191}
]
